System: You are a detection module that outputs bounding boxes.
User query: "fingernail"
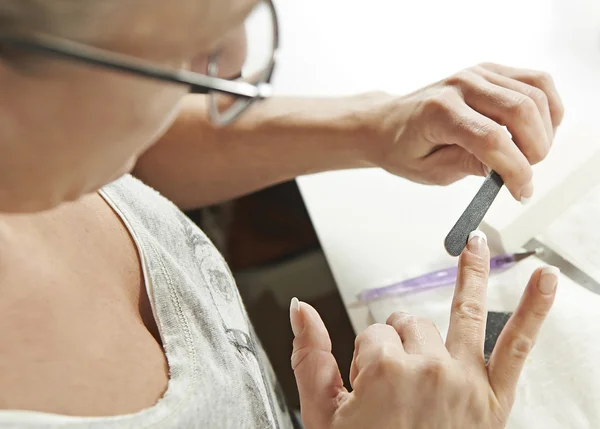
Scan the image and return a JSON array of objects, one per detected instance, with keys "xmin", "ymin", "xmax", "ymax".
[
  {"xmin": 467, "ymin": 230, "xmax": 487, "ymax": 255},
  {"xmin": 539, "ymin": 265, "xmax": 559, "ymax": 295},
  {"xmin": 520, "ymin": 181, "xmax": 534, "ymax": 205},
  {"xmin": 290, "ymin": 297, "xmax": 303, "ymax": 337},
  {"xmin": 484, "ymin": 165, "xmax": 492, "ymax": 176}
]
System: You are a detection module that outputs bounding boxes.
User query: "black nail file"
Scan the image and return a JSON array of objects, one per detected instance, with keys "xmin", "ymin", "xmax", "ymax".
[{"xmin": 444, "ymin": 171, "xmax": 504, "ymax": 256}]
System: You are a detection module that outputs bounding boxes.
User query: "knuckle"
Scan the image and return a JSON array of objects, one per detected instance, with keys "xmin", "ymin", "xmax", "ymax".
[
  {"xmin": 469, "ymin": 64, "xmax": 486, "ymax": 75},
  {"xmin": 532, "ymin": 71, "xmax": 554, "ymax": 88},
  {"xmin": 509, "ymin": 95, "xmax": 537, "ymax": 119},
  {"xmin": 370, "ymin": 353, "xmax": 403, "ymax": 378},
  {"xmin": 460, "ymin": 252, "xmax": 489, "ymax": 276},
  {"xmin": 386, "ymin": 311, "xmax": 407, "ymax": 326},
  {"xmin": 527, "ymin": 145, "xmax": 548, "ymax": 165},
  {"xmin": 390, "ymin": 312, "xmax": 419, "ymax": 331},
  {"xmin": 445, "ymin": 69, "xmax": 476, "ymax": 88},
  {"xmin": 528, "ymin": 71, "xmax": 565, "ymax": 120},
  {"xmin": 361, "ymin": 323, "xmax": 383, "ymax": 336},
  {"xmin": 357, "ymin": 323, "xmax": 386, "ymax": 345},
  {"xmin": 473, "ymin": 123, "xmax": 504, "ymax": 152},
  {"xmin": 423, "ymin": 87, "xmax": 458, "ymax": 116},
  {"xmin": 527, "ymin": 86, "xmax": 549, "ymax": 106},
  {"xmin": 528, "ymin": 304, "xmax": 551, "ymax": 322},
  {"xmin": 389, "ymin": 312, "xmax": 437, "ymax": 337},
  {"xmin": 452, "ymin": 299, "xmax": 486, "ymax": 324},
  {"xmin": 420, "ymin": 359, "xmax": 450, "ymax": 384},
  {"xmin": 477, "ymin": 61, "xmax": 497, "ymax": 70},
  {"xmin": 400, "ymin": 313, "xmax": 419, "ymax": 329},
  {"xmin": 507, "ymin": 331, "xmax": 536, "ymax": 361}
]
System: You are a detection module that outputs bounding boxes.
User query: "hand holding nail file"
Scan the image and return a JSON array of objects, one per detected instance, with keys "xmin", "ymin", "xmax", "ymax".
[{"xmin": 357, "ymin": 236, "xmax": 538, "ymax": 302}]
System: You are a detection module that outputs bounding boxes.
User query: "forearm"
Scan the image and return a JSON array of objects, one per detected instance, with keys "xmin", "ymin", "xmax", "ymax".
[{"xmin": 133, "ymin": 94, "xmax": 378, "ymax": 209}]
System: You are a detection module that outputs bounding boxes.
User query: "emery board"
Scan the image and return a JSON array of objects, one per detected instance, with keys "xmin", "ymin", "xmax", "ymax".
[
  {"xmin": 480, "ymin": 123, "xmax": 600, "ymax": 254},
  {"xmin": 444, "ymin": 171, "xmax": 503, "ymax": 256}
]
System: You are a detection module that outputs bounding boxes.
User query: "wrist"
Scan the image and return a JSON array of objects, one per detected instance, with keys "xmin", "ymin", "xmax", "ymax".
[
  {"xmin": 281, "ymin": 92, "xmax": 394, "ymax": 171},
  {"xmin": 328, "ymin": 92, "xmax": 386, "ymax": 169},
  {"xmin": 340, "ymin": 91, "xmax": 403, "ymax": 169}
]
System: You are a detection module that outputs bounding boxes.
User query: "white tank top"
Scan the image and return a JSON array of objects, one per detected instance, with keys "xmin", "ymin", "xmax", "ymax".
[{"xmin": 0, "ymin": 175, "xmax": 296, "ymax": 429}]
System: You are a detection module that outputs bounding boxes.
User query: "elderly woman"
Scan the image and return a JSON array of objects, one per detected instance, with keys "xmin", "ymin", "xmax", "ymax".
[{"xmin": 0, "ymin": 1, "xmax": 562, "ymax": 428}]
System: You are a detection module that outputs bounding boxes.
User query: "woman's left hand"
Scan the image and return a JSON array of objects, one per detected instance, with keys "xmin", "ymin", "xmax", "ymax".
[
  {"xmin": 361, "ymin": 63, "xmax": 564, "ymax": 202},
  {"xmin": 291, "ymin": 231, "xmax": 559, "ymax": 429}
]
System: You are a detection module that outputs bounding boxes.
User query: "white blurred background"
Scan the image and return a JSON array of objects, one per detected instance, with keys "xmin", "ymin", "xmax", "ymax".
[{"xmin": 271, "ymin": 0, "xmax": 600, "ymax": 121}]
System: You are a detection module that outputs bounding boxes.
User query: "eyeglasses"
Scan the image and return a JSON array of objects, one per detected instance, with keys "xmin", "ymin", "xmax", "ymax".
[{"xmin": 0, "ymin": 0, "xmax": 279, "ymax": 127}]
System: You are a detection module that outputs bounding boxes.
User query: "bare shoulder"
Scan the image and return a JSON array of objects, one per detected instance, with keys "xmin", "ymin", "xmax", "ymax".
[{"xmin": 0, "ymin": 193, "xmax": 167, "ymax": 416}]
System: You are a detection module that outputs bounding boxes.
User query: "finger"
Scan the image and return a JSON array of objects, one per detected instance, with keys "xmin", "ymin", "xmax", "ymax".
[
  {"xmin": 432, "ymin": 88, "xmax": 533, "ymax": 201},
  {"xmin": 446, "ymin": 230, "xmax": 490, "ymax": 361},
  {"xmin": 461, "ymin": 73, "xmax": 551, "ymax": 165},
  {"xmin": 451, "ymin": 70, "xmax": 546, "ymax": 198},
  {"xmin": 422, "ymin": 145, "xmax": 488, "ymax": 185},
  {"xmin": 386, "ymin": 312, "xmax": 447, "ymax": 357},
  {"xmin": 476, "ymin": 66, "xmax": 554, "ymax": 144},
  {"xmin": 349, "ymin": 348, "xmax": 358, "ymax": 389},
  {"xmin": 290, "ymin": 298, "xmax": 346, "ymax": 428},
  {"xmin": 353, "ymin": 323, "xmax": 404, "ymax": 379},
  {"xmin": 488, "ymin": 266, "xmax": 559, "ymax": 408},
  {"xmin": 478, "ymin": 63, "xmax": 565, "ymax": 131}
]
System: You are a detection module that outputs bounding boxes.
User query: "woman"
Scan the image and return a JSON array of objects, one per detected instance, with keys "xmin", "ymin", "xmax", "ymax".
[{"xmin": 0, "ymin": 0, "xmax": 562, "ymax": 428}]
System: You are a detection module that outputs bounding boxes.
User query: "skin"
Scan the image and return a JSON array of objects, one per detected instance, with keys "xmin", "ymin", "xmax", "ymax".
[
  {"xmin": 0, "ymin": 0, "xmax": 563, "ymax": 422},
  {"xmin": 1, "ymin": 12, "xmax": 564, "ymax": 212},
  {"xmin": 291, "ymin": 233, "xmax": 558, "ymax": 429},
  {"xmin": 0, "ymin": 0, "xmax": 259, "ymax": 416},
  {"xmin": 135, "ymin": 64, "xmax": 564, "ymax": 209},
  {"xmin": 0, "ymin": 193, "xmax": 169, "ymax": 415},
  {"xmin": 0, "ymin": 0, "xmax": 257, "ymax": 213}
]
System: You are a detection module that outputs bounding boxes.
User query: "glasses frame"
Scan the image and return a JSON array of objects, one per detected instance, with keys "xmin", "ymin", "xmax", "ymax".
[
  {"xmin": 0, "ymin": 0, "xmax": 279, "ymax": 125},
  {"xmin": 207, "ymin": 0, "xmax": 279, "ymax": 126}
]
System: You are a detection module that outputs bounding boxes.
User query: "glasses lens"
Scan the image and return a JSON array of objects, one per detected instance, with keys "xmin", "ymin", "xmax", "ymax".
[{"xmin": 209, "ymin": 0, "xmax": 275, "ymax": 125}]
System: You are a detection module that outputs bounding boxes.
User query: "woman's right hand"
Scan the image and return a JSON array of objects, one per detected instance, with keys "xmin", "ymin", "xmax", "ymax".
[{"xmin": 290, "ymin": 231, "xmax": 559, "ymax": 429}]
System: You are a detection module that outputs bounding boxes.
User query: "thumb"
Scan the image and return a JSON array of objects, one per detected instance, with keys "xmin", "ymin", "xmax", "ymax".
[{"xmin": 290, "ymin": 298, "xmax": 346, "ymax": 429}]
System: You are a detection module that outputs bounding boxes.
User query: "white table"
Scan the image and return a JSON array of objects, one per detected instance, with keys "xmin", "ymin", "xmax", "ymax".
[{"xmin": 273, "ymin": 0, "xmax": 600, "ymax": 333}]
